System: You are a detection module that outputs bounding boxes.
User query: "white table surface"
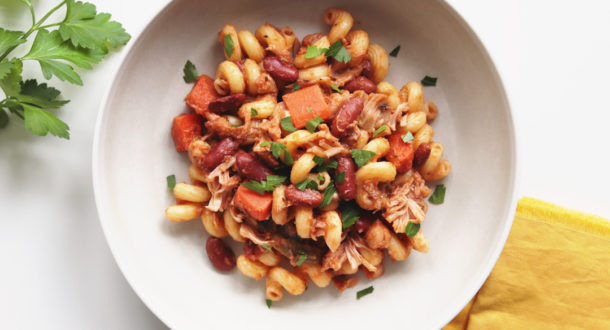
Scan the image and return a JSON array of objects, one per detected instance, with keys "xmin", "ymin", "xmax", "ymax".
[{"xmin": 1, "ymin": 0, "xmax": 608, "ymax": 329}]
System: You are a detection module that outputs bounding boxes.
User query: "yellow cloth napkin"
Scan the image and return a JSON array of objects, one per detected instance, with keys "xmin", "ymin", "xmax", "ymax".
[{"xmin": 445, "ymin": 197, "xmax": 610, "ymax": 329}]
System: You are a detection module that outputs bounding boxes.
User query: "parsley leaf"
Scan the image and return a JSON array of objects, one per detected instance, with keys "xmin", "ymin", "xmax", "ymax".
[
  {"xmin": 313, "ymin": 155, "xmax": 325, "ymax": 167},
  {"xmin": 280, "ymin": 117, "xmax": 297, "ymax": 132},
  {"xmin": 421, "ymin": 75, "xmax": 437, "ymax": 86},
  {"xmin": 262, "ymin": 243, "xmax": 272, "ymax": 252},
  {"xmin": 58, "ymin": 0, "xmax": 130, "ymax": 51},
  {"xmin": 306, "ymin": 179, "xmax": 319, "ymax": 190},
  {"xmin": 296, "ymin": 253, "xmax": 308, "ymax": 266},
  {"xmin": 304, "ymin": 45, "xmax": 328, "ymax": 59},
  {"xmin": 319, "ymin": 182, "xmax": 336, "ymax": 207},
  {"xmin": 325, "ymin": 41, "xmax": 351, "ymax": 63},
  {"xmin": 283, "ymin": 150, "xmax": 294, "ymax": 165},
  {"xmin": 0, "ymin": 59, "xmax": 23, "ymax": 97},
  {"xmin": 404, "ymin": 221, "xmax": 420, "ymax": 238},
  {"xmin": 341, "ymin": 202, "xmax": 359, "ymax": 229},
  {"xmin": 0, "ymin": 110, "xmax": 8, "ymax": 129},
  {"xmin": 351, "ymin": 149, "xmax": 376, "ymax": 167},
  {"xmin": 330, "ymin": 84, "xmax": 341, "ymax": 93},
  {"xmin": 295, "ymin": 179, "xmax": 308, "ymax": 191},
  {"xmin": 356, "ymin": 286, "xmax": 374, "ymax": 299},
  {"xmin": 18, "ymin": 79, "xmax": 69, "ymax": 109},
  {"xmin": 251, "ymin": 108, "xmax": 258, "ymax": 117},
  {"xmin": 292, "ymin": 83, "xmax": 300, "ymax": 91},
  {"xmin": 260, "ymin": 141, "xmax": 271, "ymax": 147},
  {"xmin": 0, "ymin": 28, "xmax": 26, "ymax": 55},
  {"xmin": 21, "ymin": 102, "xmax": 70, "ymax": 138},
  {"xmin": 336, "ymin": 171, "xmax": 346, "ymax": 184},
  {"xmin": 182, "ymin": 60, "xmax": 198, "ymax": 82},
  {"xmin": 266, "ymin": 299, "xmax": 272, "ymax": 308},
  {"xmin": 224, "ymin": 34, "xmax": 234, "ymax": 58},
  {"xmin": 401, "ymin": 132, "xmax": 414, "ymax": 143},
  {"xmin": 269, "ymin": 142, "xmax": 293, "ymax": 165},
  {"xmin": 166, "ymin": 174, "xmax": 176, "ymax": 191},
  {"xmin": 305, "ymin": 115, "xmax": 324, "ymax": 133},
  {"xmin": 313, "ymin": 155, "xmax": 337, "ymax": 172},
  {"xmin": 372, "ymin": 125, "xmax": 387, "ymax": 138},
  {"xmin": 241, "ymin": 175, "xmax": 287, "ymax": 195},
  {"xmin": 429, "ymin": 184, "xmax": 446, "ymax": 204},
  {"xmin": 0, "ymin": 61, "xmax": 14, "ymax": 81},
  {"xmin": 389, "ymin": 45, "xmax": 400, "ymax": 57},
  {"xmin": 317, "ymin": 174, "xmax": 324, "ymax": 182}
]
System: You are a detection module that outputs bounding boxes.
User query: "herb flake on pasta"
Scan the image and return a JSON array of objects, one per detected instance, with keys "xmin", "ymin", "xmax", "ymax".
[
  {"xmin": 325, "ymin": 41, "xmax": 351, "ymax": 63},
  {"xmin": 166, "ymin": 174, "xmax": 176, "ymax": 191},
  {"xmin": 356, "ymin": 286, "xmax": 374, "ymax": 299},
  {"xmin": 241, "ymin": 175, "xmax": 287, "ymax": 195},
  {"xmin": 296, "ymin": 253, "xmax": 307, "ymax": 266},
  {"xmin": 224, "ymin": 34, "xmax": 234, "ymax": 58},
  {"xmin": 404, "ymin": 221, "xmax": 420, "ymax": 238},
  {"xmin": 305, "ymin": 115, "xmax": 324, "ymax": 133},
  {"xmin": 319, "ymin": 182, "xmax": 336, "ymax": 207},
  {"xmin": 280, "ymin": 117, "xmax": 297, "ymax": 132},
  {"xmin": 266, "ymin": 299, "xmax": 272, "ymax": 308},
  {"xmin": 429, "ymin": 184, "xmax": 446, "ymax": 204},
  {"xmin": 341, "ymin": 202, "xmax": 359, "ymax": 229},
  {"xmin": 251, "ymin": 108, "xmax": 258, "ymax": 117},
  {"xmin": 351, "ymin": 149, "xmax": 376, "ymax": 167},
  {"xmin": 401, "ymin": 132, "xmax": 414, "ymax": 143},
  {"xmin": 373, "ymin": 125, "xmax": 387, "ymax": 138}
]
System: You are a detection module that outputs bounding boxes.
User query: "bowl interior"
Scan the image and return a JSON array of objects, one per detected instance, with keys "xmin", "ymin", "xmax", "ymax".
[{"xmin": 93, "ymin": 0, "xmax": 517, "ymax": 328}]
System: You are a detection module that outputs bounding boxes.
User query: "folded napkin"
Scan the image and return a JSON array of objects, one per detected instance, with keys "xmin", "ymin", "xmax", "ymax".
[{"xmin": 445, "ymin": 197, "xmax": 610, "ymax": 329}]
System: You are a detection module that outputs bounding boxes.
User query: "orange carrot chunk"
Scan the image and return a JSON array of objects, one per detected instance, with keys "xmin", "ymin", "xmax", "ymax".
[
  {"xmin": 282, "ymin": 84, "xmax": 330, "ymax": 129},
  {"xmin": 233, "ymin": 185, "xmax": 273, "ymax": 221},
  {"xmin": 185, "ymin": 74, "xmax": 219, "ymax": 116},
  {"xmin": 171, "ymin": 113, "xmax": 203, "ymax": 152},
  {"xmin": 386, "ymin": 132, "xmax": 414, "ymax": 173}
]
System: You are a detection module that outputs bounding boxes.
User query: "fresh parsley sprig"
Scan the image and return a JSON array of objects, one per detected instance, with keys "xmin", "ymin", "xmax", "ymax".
[{"xmin": 0, "ymin": 0, "xmax": 130, "ymax": 139}]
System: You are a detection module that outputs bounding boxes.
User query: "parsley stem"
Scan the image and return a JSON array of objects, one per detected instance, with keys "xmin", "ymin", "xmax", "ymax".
[
  {"xmin": 26, "ymin": 2, "xmax": 36, "ymax": 26},
  {"xmin": 37, "ymin": 23, "xmax": 61, "ymax": 30}
]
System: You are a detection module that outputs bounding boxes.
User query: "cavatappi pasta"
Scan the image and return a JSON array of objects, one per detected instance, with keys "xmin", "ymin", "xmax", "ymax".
[{"xmin": 167, "ymin": 8, "xmax": 450, "ymax": 304}]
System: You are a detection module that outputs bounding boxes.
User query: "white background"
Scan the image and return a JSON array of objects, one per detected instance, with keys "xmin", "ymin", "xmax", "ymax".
[{"xmin": 1, "ymin": 0, "xmax": 608, "ymax": 329}]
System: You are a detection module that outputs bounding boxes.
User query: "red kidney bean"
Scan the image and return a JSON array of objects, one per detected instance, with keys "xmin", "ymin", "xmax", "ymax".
[
  {"xmin": 205, "ymin": 237, "xmax": 236, "ymax": 271},
  {"xmin": 335, "ymin": 156, "xmax": 357, "ymax": 201},
  {"xmin": 331, "ymin": 97, "xmax": 364, "ymax": 138},
  {"xmin": 302, "ymin": 33, "xmax": 324, "ymax": 47},
  {"xmin": 200, "ymin": 137, "xmax": 238, "ymax": 171},
  {"xmin": 354, "ymin": 218, "xmax": 372, "ymax": 233},
  {"xmin": 361, "ymin": 60, "xmax": 374, "ymax": 80},
  {"xmin": 235, "ymin": 151, "xmax": 273, "ymax": 181},
  {"xmin": 344, "ymin": 76, "xmax": 376, "ymax": 94},
  {"xmin": 263, "ymin": 56, "xmax": 299, "ymax": 83},
  {"xmin": 208, "ymin": 93, "xmax": 246, "ymax": 113},
  {"xmin": 284, "ymin": 185, "xmax": 323, "ymax": 207},
  {"xmin": 412, "ymin": 142, "xmax": 432, "ymax": 168}
]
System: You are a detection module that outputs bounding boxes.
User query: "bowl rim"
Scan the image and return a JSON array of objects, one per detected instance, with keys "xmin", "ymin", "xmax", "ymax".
[{"xmin": 91, "ymin": 0, "xmax": 520, "ymax": 328}]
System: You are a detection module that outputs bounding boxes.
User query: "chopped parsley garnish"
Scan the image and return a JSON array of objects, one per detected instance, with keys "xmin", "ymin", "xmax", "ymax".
[
  {"xmin": 262, "ymin": 243, "xmax": 273, "ymax": 252},
  {"xmin": 313, "ymin": 155, "xmax": 337, "ymax": 172},
  {"xmin": 372, "ymin": 125, "xmax": 387, "ymax": 138},
  {"xmin": 317, "ymin": 174, "xmax": 324, "ymax": 182},
  {"xmin": 296, "ymin": 179, "xmax": 318, "ymax": 191},
  {"xmin": 429, "ymin": 184, "xmax": 446, "ymax": 204},
  {"xmin": 351, "ymin": 149, "xmax": 376, "ymax": 167},
  {"xmin": 401, "ymin": 132, "xmax": 414, "ymax": 143},
  {"xmin": 305, "ymin": 115, "xmax": 324, "ymax": 133},
  {"xmin": 251, "ymin": 108, "xmax": 258, "ymax": 117},
  {"xmin": 224, "ymin": 34, "xmax": 234, "ymax": 58},
  {"xmin": 266, "ymin": 299, "xmax": 272, "ymax": 308},
  {"xmin": 336, "ymin": 171, "xmax": 346, "ymax": 184},
  {"xmin": 166, "ymin": 174, "xmax": 176, "ymax": 191},
  {"xmin": 421, "ymin": 75, "xmax": 437, "ymax": 86},
  {"xmin": 330, "ymin": 84, "xmax": 341, "ymax": 93},
  {"xmin": 356, "ymin": 286, "xmax": 374, "ymax": 299},
  {"xmin": 260, "ymin": 141, "xmax": 271, "ymax": 147},
  {"xmin": 182, "ymin": 60, "xmax": 198, "ymax": 83},
  {"xmin": 292, "ymin": 83, "xmax": 301, "ymax": 91},
  {"xmin": 280, "ymin": 117, "xmax": 297, "ymax": 132},
  {"xmin": 306, "ymin": 107, "xmax": 312, "ymax": 113},
  {"xmin": 267, "ymin": 142, "xmax": 294, "ymax": 165},
  {"xmin": 389, "ymin": 45, "xmax": 401, "ymax": 57},
  {"xmin": 341, "ymin": 202, "xmax": 359, "ymax": 229},
  {"xmin": 304, "ymin": 45, "xmax": 328, "ymax": 58},
  {"xmin": 325, "ymin": 41, "xmax": 352, "ymax": 63},
  {"xmin": 404, "ymin": 221, "xmax": 420, "ymax": 238},
  {"xmin": 319, "ymin": 182, "xmax": 336, "ymax": 207},
  {"xmin": 241, "ymin": 175, "xmax": 286, "ymax": 195},
  {"xmin": 296, "ymin": 253, "xmax": 308, "ymax": 266}
]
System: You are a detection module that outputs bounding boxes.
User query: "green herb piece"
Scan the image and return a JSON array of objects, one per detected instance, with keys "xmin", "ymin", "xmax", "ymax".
[
  {"xmin": 262, "ymin": 243, "xmax": 272, "ymax": 252},
  {"xmin": 372, "ymin": 125, "xmax": 387, "ymax": 138},
  {"xmin": 0, "ymin": 109, "xmax": 8, "ymax": 129},
  {"xmin": 404, "ymin": 221, "xmax": 420, "ymax": 238},
  {"xmin": 251, "ymin": 108, "xmax": 258, "ymax": 117},
  {"xmin": 292, "ymin": 83, "xmax": 301, "ymax": 91},
  {"xmin": 319, "ymin": 183, "xmax": 336, "ymax": 208},
  {"xmin": 241, "ymin": 175, "xmax": 287, "ymax": 195},
  {"xmin": 351, "ymin": 149, "xmax": 376, "ymax": 167},
  {"xmin": 341, "ymin": 202, "xmax": 359, "ymax": 229},
  {"xmin": 421, "ymin": 75, "xmax": 437, "ymax": 86},
  {"xmin": 0, "ymin": 29, "xmax": 26, "ymax": 56},
  {"xmin": 266, "ymin": 299, "xmax": 272, "ymax": 308},
  {"xmin": 306, "ymin": 179, "xmax": 319, "ymax": 190},
  {"xmin": 296, "ymin": 253, "xmax": 308, "ymax": 266},
  {"xmin": 282, "ymin": 150, "xmax": 294, "ymax": 165},
  {"xmin": 327, "ymin": 160, "xmax": 338, "ymax": 169},
  {"xmin": 166, "ymin": 174, "xmax": 176, "ymax": 191},
  {"xmin": 429, "ymin": 184, "xmax": 446, "ymax": 204},
  {"xmin": 336, "ymin": 171, "xmax": 346, "ymax": 184},
  {"xmin": 280, "ymin": 117, "xmax": 297, "ymax": 132},
  {"xmin": 317, "ymin": 174, "xmax": 324, "ymax": 182},
  {"xmin": 268, "ymin": 141, "xmax": 294, "ymax": 165},
  {"xmin": 306, "ymin": 107, "xmax": 312, "ymax": 113},
  {"xmin": 401, "ymin": 132, "xmax": 414, "ymax": 143},
  {"xmin": 313, "ymin": 155, "xmax": 325, "ymax": 167},
  {"xmin": 296, "ymin": 179, "xmax": 308, "ymax": 191},
  {"xmin": 305, "ymin": 115, "xmax": 324, "ymax": 133},
  {"xmin": 330, "ymin": 84, "xmax": 341, "ymax": 93},
  {"xmin": 224, "ymin": 34, "xmax": 234, "ymax": 58},
  {"xmin": 18, "ymin": 79, "xmax": 69, "ymax": 109},
  {"xmin": 389, "ymin": 45, "xmax": 400, "ymax": 57},
  {"xmin": 304, "ymin": 45, "xmax": 328, "ymax": 59},
  {"xmin": 325, "ymin": 41, "xmax": 351, "ymax": 63},
  {"xmin": 313, "ymin": 155, "xmax": 337, "ymax": 172},
  {"xmin": 356, "ymin": 286, "xmax": 374, "ymax": 299},
  {"xmin": 260, "ymin": 141, "xmax": 272, "ymax": 147}
]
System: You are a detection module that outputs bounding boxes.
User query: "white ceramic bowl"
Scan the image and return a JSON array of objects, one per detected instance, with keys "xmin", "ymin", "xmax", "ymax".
[{"xmin": 93, "ymin": 0, "xmax": 518, "ymax": 328}]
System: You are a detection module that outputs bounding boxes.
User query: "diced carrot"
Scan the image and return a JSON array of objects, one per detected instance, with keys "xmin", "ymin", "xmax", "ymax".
[
  {"xmin": 233, "ymin": 185, "xmax": 273, "ymax": 221},
  {"xmin": 282, "ymin": 84, "xmax": 330, "ymax": 128},
  {"xmin": 185, "ymin": 74, "xmax": 219, "ymax": 116},
  {"xmin": 171, "ymin": 113, "xmax": 203, "ymax": 152},
  {"xmin": 386, "ymin": 132, "xmax": 414, "ymax": 173}
]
